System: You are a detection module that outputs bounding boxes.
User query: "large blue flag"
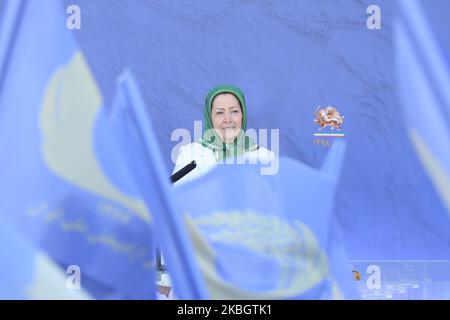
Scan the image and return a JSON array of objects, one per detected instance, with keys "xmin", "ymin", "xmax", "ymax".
[
  {"xmin": 395, "ymin": 0, "xmax": 450, "ymax": 216},
  {"xmin": 381, "ymin": 0, "xmax": 450, "ymax": 299},
  {"xmin": 108, "ymin": 71, "xmax": 208, "ymax": 299},
  {"xmin": 0, "ymin": 215, "xmax": 91, "ymax": 299},
  {"xmin": 0, "ymin": 0, "xmax": 154, "ymax": 298},
  {"xmin": 173, "ymin": 143, "xmax": 357, "ymax": 299}
]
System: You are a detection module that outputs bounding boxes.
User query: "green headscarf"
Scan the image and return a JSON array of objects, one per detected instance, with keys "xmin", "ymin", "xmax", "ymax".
[{"xmin": 198, "ymin": 84, "xmax": 257, "ymax": 161}]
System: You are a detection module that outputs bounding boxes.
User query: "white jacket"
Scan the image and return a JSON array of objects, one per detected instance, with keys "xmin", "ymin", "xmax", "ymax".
[{"xmin": 172, "ymin": 142, "xmax": 274, "ymax": 185}]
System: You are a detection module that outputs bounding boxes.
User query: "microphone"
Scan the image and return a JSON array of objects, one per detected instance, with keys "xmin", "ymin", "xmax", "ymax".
[
  {"xmin": 170, "ymin": 160, "xmax": 197, "ymax": 184},
  {"xmin": 157, "ymin": 160, "xmax": 197, "ymax": 273}
]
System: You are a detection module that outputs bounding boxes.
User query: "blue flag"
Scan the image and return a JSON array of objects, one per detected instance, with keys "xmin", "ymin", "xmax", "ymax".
[
  {"xmin": 0, "ymin": 215, "xmax": 90, "ymax": 299},
  {"xmin": 395, "ymin": 0, "xmax": 450, "ymax": 216},
  {"xmin": 0, "ymin": 0, "xmax": 154, "ymax": 299},
  {"xmin": 108, "ymin": 71, "xmax": 208, "ymax": 299},
  {"xmin": 174, "ymin": 142, "xmax": 357, "ymax": 299}
]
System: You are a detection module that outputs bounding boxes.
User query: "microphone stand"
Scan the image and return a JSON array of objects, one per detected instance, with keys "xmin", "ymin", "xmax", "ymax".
[{"xmin": 156, "ymin": 160, "xmax": 197, "ymax": 273}]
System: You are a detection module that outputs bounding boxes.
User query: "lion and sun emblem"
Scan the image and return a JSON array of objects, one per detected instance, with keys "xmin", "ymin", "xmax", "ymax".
[{"xmin": 314, "ymin": 106, "xmax": 345, "ymax": 131}]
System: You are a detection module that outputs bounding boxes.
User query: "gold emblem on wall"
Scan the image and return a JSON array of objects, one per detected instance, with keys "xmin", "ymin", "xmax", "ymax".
[
  {"xmin": 314, "ymin": 106, "xmax": 345, "ymax": 131},
  {"xmin": 313, "ymin": 106, "xmax": 345, "ymax": 147}
]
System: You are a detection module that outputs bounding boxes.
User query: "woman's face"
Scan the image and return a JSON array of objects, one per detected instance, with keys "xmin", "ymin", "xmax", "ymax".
[{"xmin": 211, "ymin": 93, "xmax": 243, "ymax": 143}]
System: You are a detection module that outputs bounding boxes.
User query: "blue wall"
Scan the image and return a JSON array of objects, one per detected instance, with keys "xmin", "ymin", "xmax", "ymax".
[{"xmin": 65, "ymin": 0, "xmax": 450, "ymax": 260}]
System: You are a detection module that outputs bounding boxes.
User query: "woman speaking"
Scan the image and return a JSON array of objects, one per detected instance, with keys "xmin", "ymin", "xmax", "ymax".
[{"xmin": 173, "ymin": 85, "xmax": 273, "ymax": 184}]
